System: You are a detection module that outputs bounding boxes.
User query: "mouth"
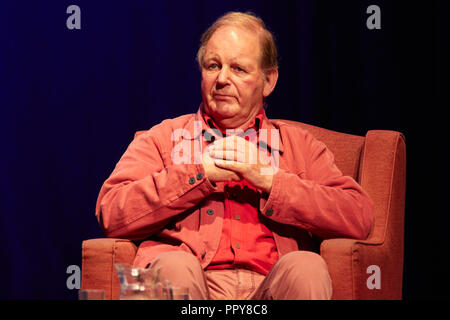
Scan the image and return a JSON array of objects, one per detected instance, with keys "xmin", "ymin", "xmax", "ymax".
[{"xmin": 213, "ymin": 93, "xmax": 235, "ymax": 101}]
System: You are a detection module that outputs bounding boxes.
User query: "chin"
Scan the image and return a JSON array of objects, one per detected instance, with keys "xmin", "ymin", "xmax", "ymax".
[{"xmin": 209, "ymin": 102, "xmax": 240, "ymax": 119}]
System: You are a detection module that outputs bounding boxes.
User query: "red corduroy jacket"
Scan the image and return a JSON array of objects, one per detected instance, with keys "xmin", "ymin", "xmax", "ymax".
[{"xmin": 95, "ymin": 108, "xmax": 374, "ymax": 269}]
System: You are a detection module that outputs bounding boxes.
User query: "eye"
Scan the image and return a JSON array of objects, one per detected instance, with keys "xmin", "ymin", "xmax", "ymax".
[
  {"xmin": 207, "ymin": 63, "xmax": 219, "ymax": 70},
  {"xmin": 233, "ymin": 65, "xmax": 246, "ymax": 73}
]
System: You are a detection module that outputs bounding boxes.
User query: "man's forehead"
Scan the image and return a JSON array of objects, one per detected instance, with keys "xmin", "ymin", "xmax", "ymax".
[
  {"xmin": 213, "ymin": 26, "xmax": 243, "ymax": 41},
  {"xmin": 208, "ymin": 25, "xmax": 258, "ymax": 45},
  {"xmin": 203, "ymin": 26, "xmax": 261, "ymax": 61}
]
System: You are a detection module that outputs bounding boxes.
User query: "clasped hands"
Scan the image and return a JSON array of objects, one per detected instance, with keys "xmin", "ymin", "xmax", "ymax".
[{"xmin": 201, "ymin": 135, "xmax": 275, "ymax": 193}]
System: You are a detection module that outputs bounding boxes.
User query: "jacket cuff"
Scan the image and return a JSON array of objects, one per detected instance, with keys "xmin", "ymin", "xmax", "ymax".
[
  {"xmin": 184, "ymin": 163, "xmax": 216, "ymax": 194},
  {"xmin": 259, "ymin": 169, "xmax": 284, "ymax": 218}
]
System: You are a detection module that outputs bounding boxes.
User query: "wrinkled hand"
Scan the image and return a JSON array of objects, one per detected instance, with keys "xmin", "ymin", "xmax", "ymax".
[
  {"xmin": 208, "ymin": 135, "xmax": 275, "ymax": 193},
  {"xmin": 202, "ymin": 144, "xmax": 241, "ymax": 183}
]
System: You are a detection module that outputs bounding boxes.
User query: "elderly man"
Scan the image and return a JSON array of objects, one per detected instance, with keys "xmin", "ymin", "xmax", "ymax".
[{"xmin": 96, "ymin": 12, "xmax": 374, "ymax": 300}]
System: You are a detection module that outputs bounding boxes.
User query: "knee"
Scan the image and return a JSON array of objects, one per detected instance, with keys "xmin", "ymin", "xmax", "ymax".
[
  {"xmin": 149, "ymin": 250, "xmax": 208, "ymax": 299},
  {"xmin": 276, "ymin": 251, "xmax": 332, "ymax": 299},
  {"xmin": 150, "ymin": 250, "xmax": 201, "ymax": 273},
  {"xmin": 278, "ymin": 251, "xmax": 329, "ymax": 277}
]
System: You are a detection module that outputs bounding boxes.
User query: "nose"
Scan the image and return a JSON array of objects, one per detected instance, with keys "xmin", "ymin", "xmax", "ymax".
[{"xmin": 216, "ymin": 66, "xmax": 230, "ymax": 86}]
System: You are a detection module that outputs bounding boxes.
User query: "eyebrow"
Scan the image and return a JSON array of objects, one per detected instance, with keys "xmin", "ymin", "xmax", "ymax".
[
  {"xmin": 203, "ymin": 53, "xmax": 254, "ymax": 67},
  {"xmin": 203, "ymin": 53, "xmax": 220, "ymax": 61}
]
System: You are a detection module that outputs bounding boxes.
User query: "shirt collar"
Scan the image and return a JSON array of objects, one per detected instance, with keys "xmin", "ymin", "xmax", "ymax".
[
  {"xmin": 201, "ymin": 108, "xmax": 264, "ymax": 135},
  {"xmin": 185, "ymin": 105, "xmax": 284, "ymax": 153}
]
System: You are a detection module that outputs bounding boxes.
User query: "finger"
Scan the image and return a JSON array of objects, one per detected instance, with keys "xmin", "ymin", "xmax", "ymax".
[
  {"xmin": 210, "ymin": 150, "xmax": 246, "ymax": 162},
  {"xmin": 214, "ymin": 159, "xmax": 246, "ymax": 173},
  {"xmin": 202, "ymin": 150, "xmax": 215, "ymax": 164},
  {"xmin": 213, "ymin": 136, "xmax": 248, "ymax": 152},
  {"xmin": 212, "ymin": 137, "xmax": 235, "ymax": 152},
  {"xmin": 211, "ymin": 144, "xmax": 258, "ymax": 164}
]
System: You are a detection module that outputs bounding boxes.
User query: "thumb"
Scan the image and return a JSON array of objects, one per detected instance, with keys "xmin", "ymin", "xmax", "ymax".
[{"xmin": 214, "ymin": 159, "xmax": 245, "ymax": 173}]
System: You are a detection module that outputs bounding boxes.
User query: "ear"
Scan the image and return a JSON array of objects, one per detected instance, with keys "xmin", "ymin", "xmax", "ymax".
[{"xmin": 262, "ymin": 68, "xmax": 279, "ymax": 98}]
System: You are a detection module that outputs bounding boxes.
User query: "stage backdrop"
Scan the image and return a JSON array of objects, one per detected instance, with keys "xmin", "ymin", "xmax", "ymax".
[{"xmin": 0, "ymin": 0, "xmax": 445, "ymax": 299}]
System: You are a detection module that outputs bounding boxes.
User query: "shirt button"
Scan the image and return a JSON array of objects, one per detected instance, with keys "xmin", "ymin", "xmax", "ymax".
[
  {"xmin": 189, "ymin": 177, "xmax": 196, "ymax": 185},
  {"xmin": 204, "ymin": 131, "xmax": 214, "ymax": 142},
  {"xmin": 234, "ymin": 214, "xmax": 240, "ymax": 220},
  {"xmin": 196, "ymin": 172, "xmax": 204, "ymax": 180},
  {"xmin": 266, "ymin": 208, "xmax": 274, "ymax": 216},
  {"xmin": 234, "ymin": 243, "xmax": 241, "ymax": 249},
  {"xmin": 206, "ymin": 209, "xmax": 214, "ymax": 215}
]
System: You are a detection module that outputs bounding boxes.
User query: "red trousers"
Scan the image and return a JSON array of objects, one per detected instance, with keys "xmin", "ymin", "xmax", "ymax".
[{"xmin": 149, "ymin": 250, "xmax": 332, "ymax": 300}]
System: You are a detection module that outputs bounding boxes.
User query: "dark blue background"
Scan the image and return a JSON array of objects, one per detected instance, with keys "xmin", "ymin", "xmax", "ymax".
[{"xmin": 0, "ymin": 0, "xmax": 446, "ymax": 299}]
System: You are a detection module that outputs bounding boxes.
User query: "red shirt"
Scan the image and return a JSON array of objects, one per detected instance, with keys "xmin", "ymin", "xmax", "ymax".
[{"xmin": 202, "ymin": 110, "xmax": 279, "ymax": 275}]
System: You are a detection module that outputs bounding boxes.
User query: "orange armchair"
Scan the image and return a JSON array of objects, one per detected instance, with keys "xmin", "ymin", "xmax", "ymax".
[{"xmin": 81, "ymin": 121, "xmax": 406, "ymax": 300}]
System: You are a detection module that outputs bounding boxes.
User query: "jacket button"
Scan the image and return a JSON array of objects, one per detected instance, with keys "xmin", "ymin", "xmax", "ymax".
[
  {"xmin": 189, "ymin": 177, "xmax": 196, "ymax": 185},
  {"xmin": 234, "ymin": 243, "xmax": 241, "ymax": 249},
  {"xmin": 266, "ymin": 208, "xmax": 274, "ymax": 216},
  {"xmin": 206, "ymin": 209, "xmax": 214, "ymax": 215},
  {"xmin": 196, "ymin": 172, "xmax": 204, "ymax": 180}
]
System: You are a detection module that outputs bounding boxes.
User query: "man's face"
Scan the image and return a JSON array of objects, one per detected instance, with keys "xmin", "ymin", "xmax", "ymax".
[{"xmin": 200, "ymin": 26, "xmax": 276, "ymax": 129}]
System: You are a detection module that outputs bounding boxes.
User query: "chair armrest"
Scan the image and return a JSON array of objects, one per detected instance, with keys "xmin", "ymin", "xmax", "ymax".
[
  {"xmin": 322, "ymin": 130, "xmax": 405, "ymax": 300},
  {"xmin": 320, "ymin": 238, "xmax": 357, "ymax": 299},
  {"xmin": 81, "ymin": 238, "xmax": 137, "ymax": 300},
  {"xmin": 321, "ymin": 236, "xmax": 402, "ymax": 300}
]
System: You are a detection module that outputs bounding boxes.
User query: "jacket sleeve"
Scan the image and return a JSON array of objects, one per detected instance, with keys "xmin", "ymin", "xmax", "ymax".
[
  {"xmin": 260, "ymin": 129, "xmax": 374, "ymax": 240},
  {"xmin": 95, "ymin": 125, "xmax": 215, "ymax": 240}
]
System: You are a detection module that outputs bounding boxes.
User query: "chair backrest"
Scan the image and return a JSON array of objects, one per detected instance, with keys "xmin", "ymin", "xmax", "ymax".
[
  {"xmin": 277, "ymin": 120, "xmax": 406, "ymax": 246},
  {"xmin": 276, "ymin": 120, "xmax": 365, "ymax": 182}
]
